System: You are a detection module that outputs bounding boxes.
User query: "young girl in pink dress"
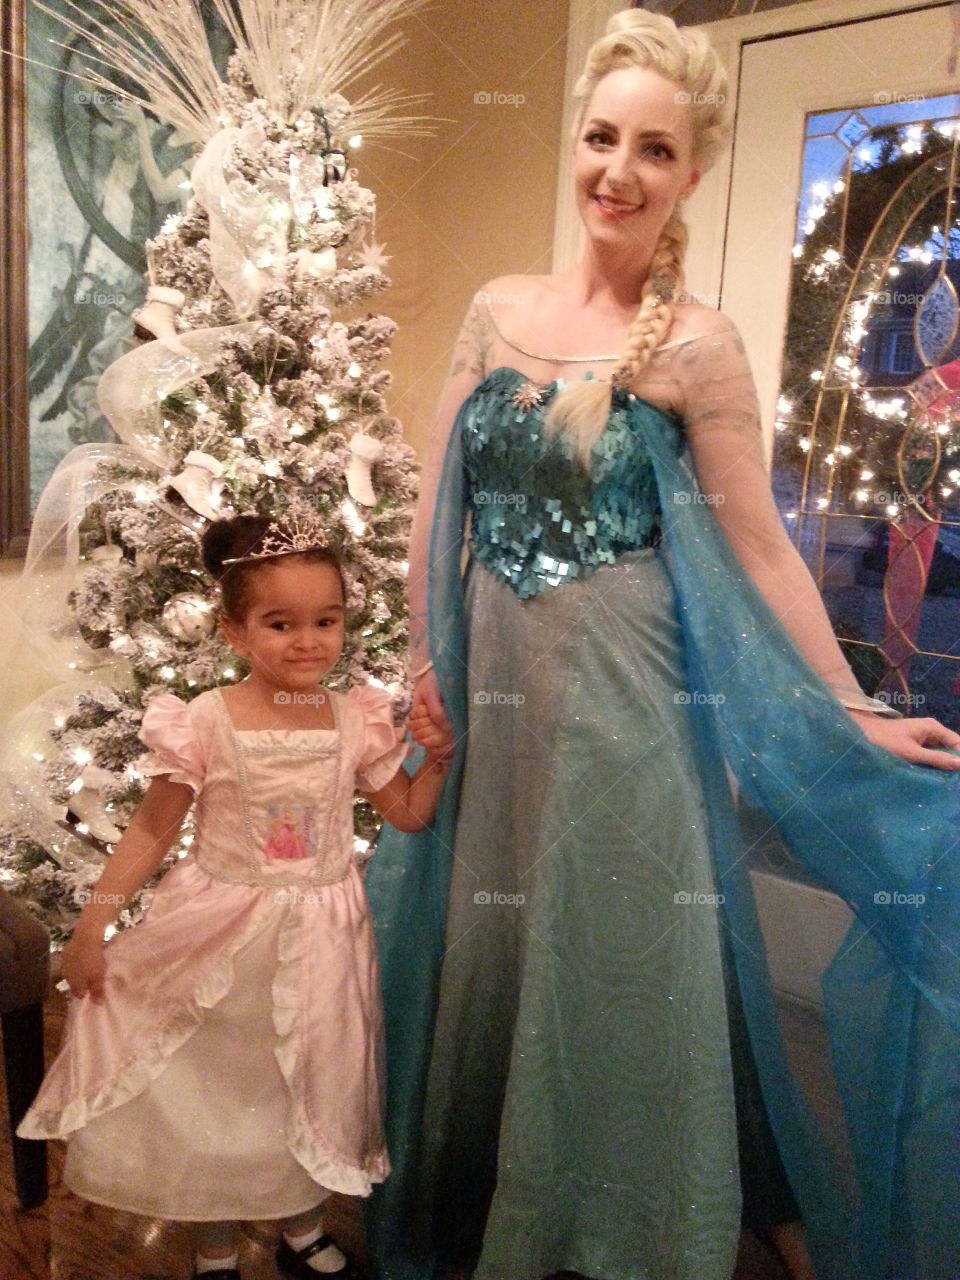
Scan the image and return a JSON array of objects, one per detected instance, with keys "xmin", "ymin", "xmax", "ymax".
[{"xmin": 19, "ymin": 511, "xmax": 452, "ymax": 1280}]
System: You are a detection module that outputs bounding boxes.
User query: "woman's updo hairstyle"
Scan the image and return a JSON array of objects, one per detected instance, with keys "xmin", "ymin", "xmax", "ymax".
[
  {"xmin": 201, "ymin": 513, "xmax": 345, "ymax": 621},
  {"xmin": 544, "ymin": 10, "xmax": 731, "ymax": 465}
]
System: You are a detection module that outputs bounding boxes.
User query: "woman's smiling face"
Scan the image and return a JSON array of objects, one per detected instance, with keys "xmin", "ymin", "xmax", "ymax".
[{"xmin": 573, "ymin": 65, "xmax": 701, "ymax": 258}]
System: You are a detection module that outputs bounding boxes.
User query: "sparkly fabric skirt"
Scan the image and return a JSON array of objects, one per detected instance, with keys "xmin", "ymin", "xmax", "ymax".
[{"xmin": 413, "ymin": 549, "xmax": 756, "ymax": 1280}]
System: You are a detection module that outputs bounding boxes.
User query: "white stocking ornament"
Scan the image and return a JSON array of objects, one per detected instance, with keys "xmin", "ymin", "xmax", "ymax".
[
  {"xmin": 346, "ymin": 433, "xmax": 384, "ymax": 507},
  {"xmin": 168, "ymin": 451, "xmax": 225, "ymax": 522},
  {"xmin": 132, "ymin": 285, "xmax": 190, "ymax": 354},
  {"xmin": 66, "ymin": 765, "xmax": 123, "ymax": 845}
]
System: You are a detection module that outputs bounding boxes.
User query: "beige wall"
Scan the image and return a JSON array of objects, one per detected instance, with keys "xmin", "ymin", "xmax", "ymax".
[{"xmin": 360, "ymin": 0, "xmax": 570, "ymax": 453}]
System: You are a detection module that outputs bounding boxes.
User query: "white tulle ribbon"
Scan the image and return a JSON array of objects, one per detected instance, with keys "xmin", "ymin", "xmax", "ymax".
[
  {"xmin": 97, "ymin": 323, "xmax": 258, "ymax": 467},
  {"xmin": 17, "ymin": 443, "xmax": 153, "ymax": 672},
  {"xmin": 190, "ymin": 126, "xmax": 291, "ymax": 317},
  {"xmin": 0, "ymin": 685, "xmax": 118, "ymax": 873}
]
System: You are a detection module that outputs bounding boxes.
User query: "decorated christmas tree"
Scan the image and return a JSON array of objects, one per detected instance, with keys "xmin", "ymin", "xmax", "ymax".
[{"xmin": 0, "ymin": 0, "xmax": 428, "ymax": 941}]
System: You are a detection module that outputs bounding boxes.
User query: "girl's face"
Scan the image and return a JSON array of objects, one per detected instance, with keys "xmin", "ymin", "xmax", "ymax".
[
  {"xmin": 223, "ymin": 559, "xmax": 345, "ymax": 693},
  {"xmin": 573, "ymin": 65, "xmax": 701, "ymax": 258}
]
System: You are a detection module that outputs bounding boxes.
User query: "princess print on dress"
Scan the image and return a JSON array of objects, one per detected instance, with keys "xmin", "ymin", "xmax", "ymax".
[{"xmin": 264, "ymin": 806, "xmax": 314, "ymax": 861}]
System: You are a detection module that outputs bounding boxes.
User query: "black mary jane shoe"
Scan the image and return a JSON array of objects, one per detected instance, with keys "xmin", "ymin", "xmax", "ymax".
[
  {"xmin": 276, "ymin": 1233, "xmax": 355, "ymax": 1279},
  {"xmin": 191, "ymin": 1270, "xmax": 241, "ymax": 1280}
]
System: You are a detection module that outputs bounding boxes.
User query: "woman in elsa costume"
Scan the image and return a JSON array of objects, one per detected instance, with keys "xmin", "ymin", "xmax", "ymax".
[{"xmin": 363, "ymin": 12, "xmax": 960, "ymax": 1280}]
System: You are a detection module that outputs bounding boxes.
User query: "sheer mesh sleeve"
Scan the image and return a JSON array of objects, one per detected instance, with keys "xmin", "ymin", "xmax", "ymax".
[
  {"xmin": 653, "ymin": 314, "xmax": 896, "ymax": 716},
  {"xmin": 407, "ymin": 292, "xmax": 491, "ymax": 675}
]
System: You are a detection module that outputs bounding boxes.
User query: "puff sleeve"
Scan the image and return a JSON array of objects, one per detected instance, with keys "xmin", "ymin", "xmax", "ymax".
[
  {"xmin": 136, "ymin": 694, "xmax": 208, "ymax": 793},
  {"xmin": 348, "ymin": 685, "xmax": 411, "ymax": 793}
]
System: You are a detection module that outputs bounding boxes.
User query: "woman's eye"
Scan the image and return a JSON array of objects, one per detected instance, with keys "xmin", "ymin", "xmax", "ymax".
[
  {"xmin": 585, "ymin": 129, "xmax": 614, "ymax": 148},
  {"xmin": 643, "ymin": 142, "xmax": 673, "ymax": 161}
]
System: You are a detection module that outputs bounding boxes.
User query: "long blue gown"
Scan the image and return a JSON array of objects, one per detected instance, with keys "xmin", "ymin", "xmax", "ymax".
[{"xmin": 364, "ymin": 367, "xmax": 960, "ymax": 1280}]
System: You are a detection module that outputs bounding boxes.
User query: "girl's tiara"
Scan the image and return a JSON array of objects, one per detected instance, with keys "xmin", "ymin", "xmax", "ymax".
[{"xmin": 221, "ymin": 506, "xmax": 331, "ymax": 566}]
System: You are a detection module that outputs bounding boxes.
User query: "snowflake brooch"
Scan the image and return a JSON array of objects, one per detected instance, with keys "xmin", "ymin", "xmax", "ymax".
[{"xmin": 512, "ymin": 381, "xmax": 545, "ymax": 412}]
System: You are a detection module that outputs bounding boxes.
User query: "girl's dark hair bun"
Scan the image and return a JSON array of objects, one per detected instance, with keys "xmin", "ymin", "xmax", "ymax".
[
  {"xmin": 200, "ymin": 515, "xmax": 271, "ymax": 579},
  {"xmin": 199, "ymin": 513, "xmax": 345, "ymax": 621}
]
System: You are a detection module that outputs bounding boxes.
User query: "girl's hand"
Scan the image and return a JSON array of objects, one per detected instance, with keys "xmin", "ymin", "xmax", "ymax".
[
  {"xmin": 408, "ymin": 703, "xmax": 456, "ymax": 756},
  {"xmin": 61, "ymin": 932, "xmax": 108, "ymax": 1003},
  {"xmin": 410, "ymin": 667, "xmax": 453, "ymax": 744},
  {"xmin": 849, "ymin": 710, "xmax": 960, "ymax": 770}
]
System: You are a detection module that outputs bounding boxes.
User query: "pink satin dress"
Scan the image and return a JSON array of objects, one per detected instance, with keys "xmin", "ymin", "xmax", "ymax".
[{"xmin": 19, "ymin": 685, "xmax": 408, "ymax": 1220}]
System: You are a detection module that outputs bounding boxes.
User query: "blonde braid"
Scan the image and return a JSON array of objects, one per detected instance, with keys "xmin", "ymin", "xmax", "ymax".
[
  {"xmin": 616, "ymin": 212, "xmax": 688, "ymax": 385},
  {"xmin": 543, "ymin": 212, "xmax": 688, "ymax": 467}
]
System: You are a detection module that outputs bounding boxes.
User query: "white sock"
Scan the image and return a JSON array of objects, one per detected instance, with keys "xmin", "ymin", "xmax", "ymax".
[
  {"xmin": 284, "ymin": 1224, "xmax": 346, "ymax": 1273},
  {"xmin": 194, "ymin": 1253, "xmax": 238, "ymax": 1275}
]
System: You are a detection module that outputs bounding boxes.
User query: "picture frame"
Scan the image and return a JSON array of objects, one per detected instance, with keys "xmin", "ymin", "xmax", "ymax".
[
  {"xmin": 1, "ymin": 0, "xmax": 29, "ymax": 557},
  {"xmin": 0, "ymin": 0, "xmax": 201, "ymax": 558}
]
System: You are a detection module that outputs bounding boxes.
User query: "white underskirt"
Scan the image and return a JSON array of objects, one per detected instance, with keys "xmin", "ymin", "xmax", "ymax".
[{"xmin": 64, "ymin": 911, "xmax": 326, "ymax": 1220}]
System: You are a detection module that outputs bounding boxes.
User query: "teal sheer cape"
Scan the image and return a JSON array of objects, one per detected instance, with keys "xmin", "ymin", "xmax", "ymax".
[{"xmin": 364, "ymin": 383, "xmax": 960, "ymax": 1280}]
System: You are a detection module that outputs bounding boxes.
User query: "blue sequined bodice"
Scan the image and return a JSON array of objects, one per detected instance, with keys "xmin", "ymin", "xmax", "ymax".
[{"xmin": 462, "ymin": 367, "xmax": 666, "ymax": 598}]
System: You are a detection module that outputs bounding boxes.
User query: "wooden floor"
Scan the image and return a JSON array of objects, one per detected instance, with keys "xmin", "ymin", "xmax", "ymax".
[{"xmin": 0, "ymin": 985, "xmax": 793, "ymax": 1280}]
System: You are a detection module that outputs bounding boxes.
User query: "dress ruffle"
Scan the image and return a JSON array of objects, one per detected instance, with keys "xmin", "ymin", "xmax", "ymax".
[
  {"xmin": 18, "ymin": 865, "xmax": 272, "ymax": 1139},
  {"xmin": 348, "ymin": 684, "xmax": 410, "ymax": 792},
  {"xmin": 137, "ymin": 693, "xmax": 207, "ymax": 793},
  {"xmin": 273, "ymin": 888, "xmax": 390, "ymax": 1196}
]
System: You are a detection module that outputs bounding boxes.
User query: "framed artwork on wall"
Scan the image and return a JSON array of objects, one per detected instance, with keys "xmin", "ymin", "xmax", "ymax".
[{"xmin": 0, "ymin": 0, "xmax": 216, "ymax": 557}]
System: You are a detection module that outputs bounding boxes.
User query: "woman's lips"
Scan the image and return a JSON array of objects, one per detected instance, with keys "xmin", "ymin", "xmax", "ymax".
[{"xmin": 592, "ymin": 193, "xmax": 642, "ymax": 218}]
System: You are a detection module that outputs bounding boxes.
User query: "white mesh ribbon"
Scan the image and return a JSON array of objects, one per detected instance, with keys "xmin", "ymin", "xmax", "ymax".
[
  {"xmin": 97, "ymin": 323, "xmax": 258, "ymax": 467},
  {"xmin": 17, "ymin": 443, "xmax": 151, "ymax": 672},
  {"xmin": 190, "ymin": 126, "xmax": 291, "ymax": 316},
  {"xmin": 0, "ymin": 685, "xmax": 116, "ymax": 873}
]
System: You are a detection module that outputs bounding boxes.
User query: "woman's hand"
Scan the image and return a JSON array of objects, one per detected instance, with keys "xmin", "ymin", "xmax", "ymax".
[
  {"xmin": 409, "ymin": 667, "xmax": 454, "ymax": 753},
  {"xmin": 849, "ymin": 710, "xmax": 960, "ymax": 770},
  {"xmin": 61, "ymin": 930, "xmax": 108, "ymax": 1003}
]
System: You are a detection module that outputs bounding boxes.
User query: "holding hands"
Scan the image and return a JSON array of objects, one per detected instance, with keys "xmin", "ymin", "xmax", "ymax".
[{"xmin": 408, "ymin": 668, "xmax": 456, "ymax": 763}]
